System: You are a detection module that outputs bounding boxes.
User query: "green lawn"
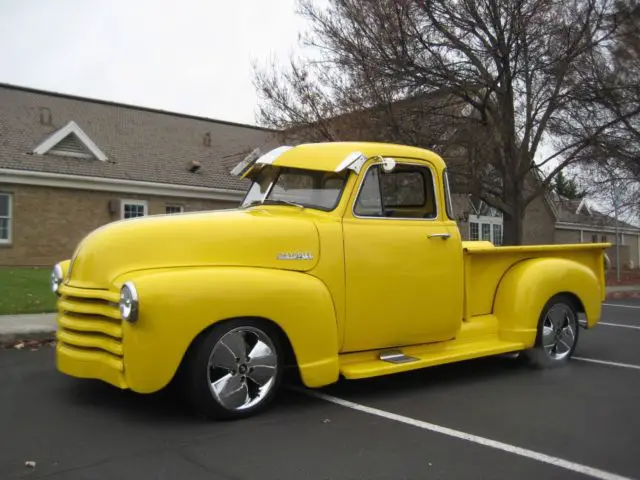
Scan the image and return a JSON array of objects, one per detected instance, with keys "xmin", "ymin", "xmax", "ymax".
[{"xmin": 0, "ymin": 267, "xmax": 57, "ymax": 315}]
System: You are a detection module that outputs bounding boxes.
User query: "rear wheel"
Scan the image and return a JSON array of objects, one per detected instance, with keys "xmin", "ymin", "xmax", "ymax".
[
  {"xmin": 182, "ymin": 319, "xmax": 283, "ymax": 420},
  {"xmin": 522, "ymin": 295, "xmax": 580, "ymax": 368}
]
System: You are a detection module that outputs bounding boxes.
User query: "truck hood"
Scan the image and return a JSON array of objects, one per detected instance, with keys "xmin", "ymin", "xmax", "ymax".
[{"xmin": 66, "ymin": 208, "xmax": 320, "ymax": 289}]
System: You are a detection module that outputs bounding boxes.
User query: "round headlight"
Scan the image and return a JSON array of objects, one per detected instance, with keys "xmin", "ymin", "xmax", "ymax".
[
  {"xmin": 119, "ymin": 282, "xmax": 139, "ymax": 323},
  {"xmin": 51, "ymin": 264, "xmax": 63, "ymax": 295}
]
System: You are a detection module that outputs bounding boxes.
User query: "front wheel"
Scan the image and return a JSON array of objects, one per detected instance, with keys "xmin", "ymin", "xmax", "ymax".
[
  {"xmin": 522, "ymin": 294, "xmax": 580, "ymax": 368},
  {"xmin": 181, "ymin": 319, "xmax": 283, "ymax": 420}
]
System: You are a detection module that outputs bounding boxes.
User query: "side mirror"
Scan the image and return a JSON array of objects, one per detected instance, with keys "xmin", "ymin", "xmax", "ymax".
[{"xmin": 381, "ymin": 157, "xmax": 396, "ymax": 172}]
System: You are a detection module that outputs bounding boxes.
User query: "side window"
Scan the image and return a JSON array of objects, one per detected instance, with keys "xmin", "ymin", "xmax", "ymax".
[
  {"xmin": 354, "ymin": 167, "xmax": 383, "ymax": 217},
  {"xmin": 354, "ymin": 163, "xmax": 437, "ymax": 219},
  {"xmin": 380, "ymin": 171, "xmax": 426, "ymax": 207}
]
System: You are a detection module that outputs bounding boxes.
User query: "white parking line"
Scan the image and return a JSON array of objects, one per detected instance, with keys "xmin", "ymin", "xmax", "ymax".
[
  {"xmin": 302, "ymin": 390, "xmax": 633, "ymax": 480},
  {"xmin": 573, "ymin": 357, "xmax": 640, "ymax": 371},
  {"xmin": 603, "ymin": 303, "xmax": 640, "ymax": 310},
  {"xmin": 599, "ymin": 322, "xmax": 640, "ymax": 330}
]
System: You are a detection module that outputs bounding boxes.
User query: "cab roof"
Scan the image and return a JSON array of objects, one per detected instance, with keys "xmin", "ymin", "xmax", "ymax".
[{"xmin": 232, "ymin": 141, "xmax": 447, "ymax": 178}]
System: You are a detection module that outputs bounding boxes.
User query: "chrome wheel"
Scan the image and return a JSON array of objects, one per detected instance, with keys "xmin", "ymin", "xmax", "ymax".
[
  {"xmin": 207, "ymin": 327, "xmax": 278, "ymax": 412},
  {"xmin": 541, "ymin": 303, "xmax": 577, "ymax": 360}
]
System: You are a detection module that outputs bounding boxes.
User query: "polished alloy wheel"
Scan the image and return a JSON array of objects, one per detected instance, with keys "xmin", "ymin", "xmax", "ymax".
[
  {"xmin": 541, "ymin": 303, "xmax": 577, "ymax": 360},
  {"xmin": 207, "ymin": 327, "xmax": 278, "ymax": 412}
]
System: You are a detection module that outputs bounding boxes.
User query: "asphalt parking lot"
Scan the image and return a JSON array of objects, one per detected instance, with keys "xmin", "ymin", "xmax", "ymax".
[{"xmin": 1, "ymin": 300, "xmax": 639, "ymax": 480}]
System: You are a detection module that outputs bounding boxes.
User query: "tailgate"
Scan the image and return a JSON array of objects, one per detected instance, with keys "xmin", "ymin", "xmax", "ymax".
[{"xmin": 462, "ymin": 241, "xmax": 609, "ymax": 319}]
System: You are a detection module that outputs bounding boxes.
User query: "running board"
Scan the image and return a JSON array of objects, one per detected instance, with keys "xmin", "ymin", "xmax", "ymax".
[{"xmin": 340, "ymin": 336, "xmax": 525, "ymax": 380}]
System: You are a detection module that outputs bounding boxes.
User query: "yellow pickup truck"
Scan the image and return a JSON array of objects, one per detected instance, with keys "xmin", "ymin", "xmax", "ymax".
[{"xmin": 51, "ymin": 142, "xmax": 608, "ymax": 420}]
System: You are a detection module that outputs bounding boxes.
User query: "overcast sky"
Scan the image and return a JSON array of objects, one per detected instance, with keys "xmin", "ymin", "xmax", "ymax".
[{"xmin": 0, "ymin": 0, "xmax": 308, "ymax": 126}]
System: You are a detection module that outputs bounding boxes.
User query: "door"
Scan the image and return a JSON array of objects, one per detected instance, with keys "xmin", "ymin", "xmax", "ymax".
[{"xmin": 342, "ymin": 160, "xmax": 463, "ymax": 352}]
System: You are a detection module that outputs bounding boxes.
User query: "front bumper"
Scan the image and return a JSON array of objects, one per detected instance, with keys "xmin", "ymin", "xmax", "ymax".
[
  {"xmin": 56, "ymin": 343, "xmax": 127, "ymax": 389},
  {"xmin": 55, "ymin": 284, "xmax": 129, "ymax": 390}
]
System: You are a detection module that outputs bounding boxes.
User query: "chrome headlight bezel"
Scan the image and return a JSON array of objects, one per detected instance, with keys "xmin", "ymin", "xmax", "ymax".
[
  {"xmin": 119, "ymin": 282, "xmax": 139, "ymax": 323},
  {"xmin": 51, "ymin": 263, "xmax": 63, "ymax": 295}
]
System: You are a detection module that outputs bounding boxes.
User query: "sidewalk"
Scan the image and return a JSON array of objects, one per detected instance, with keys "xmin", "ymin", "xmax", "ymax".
[{"xmin": 0, "ymin": 313, "xmax": 56, "ymax": 346}]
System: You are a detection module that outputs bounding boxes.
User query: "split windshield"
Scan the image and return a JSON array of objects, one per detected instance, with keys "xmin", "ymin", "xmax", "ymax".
[{"xmin": 241, "ymin": 167, "xmax": 350, "ymax": 211}]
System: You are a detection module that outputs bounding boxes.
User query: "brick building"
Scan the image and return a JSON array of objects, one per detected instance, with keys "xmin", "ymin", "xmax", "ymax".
[{"xmin": 0, "ymin": 83, "xmax": 274, "ymax": 266}]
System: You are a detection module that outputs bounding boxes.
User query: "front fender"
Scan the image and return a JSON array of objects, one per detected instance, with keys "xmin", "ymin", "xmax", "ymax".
[
  {"xmin": 493, "ymin": 258, "xmax": 603, "ymax": 346},
  {"xmin": 114, "ymin": 267, "xmax": 340, "ymax": 393}
]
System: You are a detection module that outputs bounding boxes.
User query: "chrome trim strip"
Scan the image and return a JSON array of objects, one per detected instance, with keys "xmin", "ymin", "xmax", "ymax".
[
  {"xmin": 261, "ymin": 175, "xmax": 278, "ymax": 203},
  {"xmin": 350, "ymin": 159, "xmax": 442, "ymax": 222},
  {"xmin": 255, "ymin": 146, "xmax": 294, "ymax": 165},
  {"xmin": 335, "ymin": 151, "xmax": 367, "ymax": 173},
  {"xmin": 443, "ymin": 169, "xmax": 455, "ymax": 220},
  {"xmin": 379, "ymin": 349, "xmax": 419, "ymax": 364}
]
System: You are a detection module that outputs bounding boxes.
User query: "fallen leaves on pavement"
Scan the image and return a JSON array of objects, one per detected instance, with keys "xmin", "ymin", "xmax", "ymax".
[{"xmin": 3, "ymin": 339, "xmax": 56, "ymax": 350}]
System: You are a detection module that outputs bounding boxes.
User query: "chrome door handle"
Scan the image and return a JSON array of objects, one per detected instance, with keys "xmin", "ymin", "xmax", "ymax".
[{"xmin": 428, "ymin": 233, "xmax": 451, "ymax": 240}]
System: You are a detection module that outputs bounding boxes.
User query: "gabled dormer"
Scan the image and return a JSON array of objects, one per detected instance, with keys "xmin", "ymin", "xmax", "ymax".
[
  {"xmin": 575, "ymin": 197, "xmax": 593, "ymax": 216},
  {"xmin": 33, "ymin": 121, "xmax": 108, "ymax": 161}
]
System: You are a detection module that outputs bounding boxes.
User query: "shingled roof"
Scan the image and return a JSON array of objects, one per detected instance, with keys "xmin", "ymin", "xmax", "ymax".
[
  {"xmin": 550, "ymin": 192, "xmax": 640, "ymax": 231},
  {"xmin": 0, "ymin": 83, "xmax": 278, "ymax": 192}
]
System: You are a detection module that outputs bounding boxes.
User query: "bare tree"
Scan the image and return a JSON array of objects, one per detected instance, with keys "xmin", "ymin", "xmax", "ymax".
[
  {"xmin": 561, "ymin": 0, "xmax": 640, "ymax": 220},
  {"xmin": 253, "ymin": 0, "xmax": 636, "ymax": 244}
]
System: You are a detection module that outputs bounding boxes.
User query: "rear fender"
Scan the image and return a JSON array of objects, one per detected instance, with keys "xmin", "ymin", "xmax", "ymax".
[
  {"xmin": 493, "ymin": 258, "xmax": 602, "ymax": 346},
  {"xmin": 113, "ymin": 267, "xmax": 340, "ymax": 393}
]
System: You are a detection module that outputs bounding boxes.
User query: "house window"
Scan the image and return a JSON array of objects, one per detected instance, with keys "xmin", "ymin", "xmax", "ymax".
[
  {"xmin": 121, "ymin": 200, "xmax": 148, "ymax": 219},
  {"xmin": 493, "ymin": 224, "xmax": 503, "ymax": 245},
  {"xmin": 469, "ymin": 222, "xmax": 479, "ymax": 240},
  {"xmin": 165, "ymin": 205, "xmax": 184, "ymax": 214},
  {"xmin": 481, "ymin": 223, "xmax": 491, "ymax": 241},
  {"xmin": 592, "ymin": 234, "xmax": 598, "ymax": 243},
  {"xmin": 468, "ymin": 214, "xmax": 503, "ymax": 244},
  {"xmin": 0, "ymin": 193, "xmax": 12, "ymax": 244}
]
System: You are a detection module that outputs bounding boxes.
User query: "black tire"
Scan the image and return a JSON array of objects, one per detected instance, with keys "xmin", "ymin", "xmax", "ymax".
[
  {"xmin": 522, "ymin": 294, "xmax": 580, "ymax": 369},
  {"xmin": 181, "ymin": 319, "xmax": 284, "ymax": 420}
]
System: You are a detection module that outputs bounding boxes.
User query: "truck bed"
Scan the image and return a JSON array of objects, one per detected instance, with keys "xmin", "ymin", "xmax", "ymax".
[{"xmin": 462, "ymin": 241, "xmax": 609, "ymax": 320}]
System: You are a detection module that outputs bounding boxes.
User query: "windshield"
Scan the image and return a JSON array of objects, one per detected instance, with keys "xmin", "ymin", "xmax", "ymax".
[{"xmin": 242, "ymin": 167, "xmax": 350, "ymax": 211}]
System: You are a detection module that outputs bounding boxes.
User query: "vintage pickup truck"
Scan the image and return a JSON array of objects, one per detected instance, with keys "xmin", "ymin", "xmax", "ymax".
[{"xmin": 51, "ymin": 142, "xmax": 608, "ymax": 419}]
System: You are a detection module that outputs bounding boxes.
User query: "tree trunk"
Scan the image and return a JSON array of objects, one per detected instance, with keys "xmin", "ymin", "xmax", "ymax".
[
  {"xmin": 501, "ymin": 183, "xmax": 526, "ymax": 246},
  {"xmin": 502, "ymin": 212, "xmax": 525, "ymax": 246}
]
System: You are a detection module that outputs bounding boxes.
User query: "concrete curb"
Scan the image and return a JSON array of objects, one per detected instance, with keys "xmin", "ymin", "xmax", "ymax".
[
  {"xmin": 606, "ymin": 290, "xmax": 640, "ymax": 300},
  {"xmin": 0, "ymin": 313, "xmax": 57, "ymax": 347}
]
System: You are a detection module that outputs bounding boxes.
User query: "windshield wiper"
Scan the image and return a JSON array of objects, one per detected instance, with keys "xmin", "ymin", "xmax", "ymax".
[{"xmin": 246, "ymin": 199, "xmax": 305, "ymax": 209}]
